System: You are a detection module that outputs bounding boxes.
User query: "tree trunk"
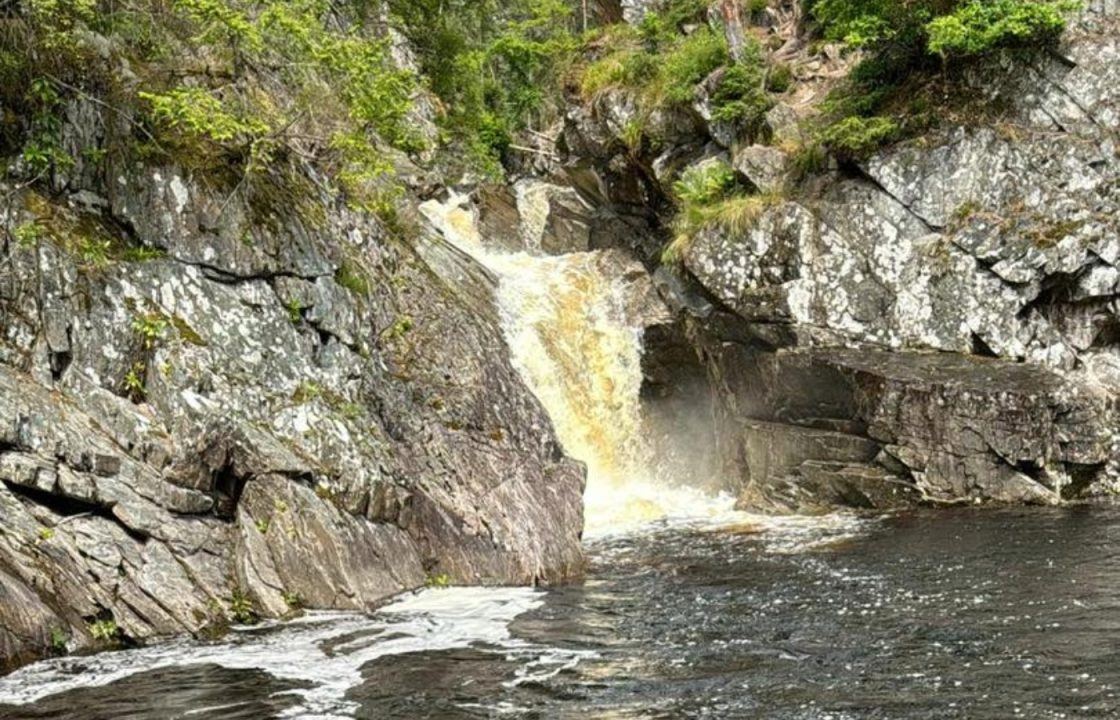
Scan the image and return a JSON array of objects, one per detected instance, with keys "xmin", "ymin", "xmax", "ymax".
[{"xmin": 719, "ymin": 0, "xmax": 747, "ymax": 63}]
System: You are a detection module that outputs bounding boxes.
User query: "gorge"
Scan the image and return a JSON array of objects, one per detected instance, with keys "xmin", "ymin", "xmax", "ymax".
[{"xmin": 0, "ymin": 0, "xmax": 1119, "ymax": 717}]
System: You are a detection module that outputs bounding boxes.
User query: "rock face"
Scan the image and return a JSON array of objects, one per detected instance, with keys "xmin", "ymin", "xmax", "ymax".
[
  {"xmin": 560, "ymin": 5, "xmax": 1120, "ymax": 512},
  {"xmin": 0, "ymin": 102, "xmax": 584, "ymax": 669},
  {"xmin": 676, "ymin": 10, "xmax": 1120, "ymax": 512},
  {"xmin": 475, "ymin": 179, "xmax": 594, "ymax": 255}
]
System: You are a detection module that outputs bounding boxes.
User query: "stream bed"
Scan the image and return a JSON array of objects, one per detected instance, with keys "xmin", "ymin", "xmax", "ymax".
[{"xmin": 2, "ymin": 506, "xmax": 1120, "ymax": 719}]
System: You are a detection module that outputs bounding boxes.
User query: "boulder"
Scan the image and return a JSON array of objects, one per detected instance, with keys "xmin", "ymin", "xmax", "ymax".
[{"xmin": 732, "ymin": 144, "xmax": 788, "ymax": 193}]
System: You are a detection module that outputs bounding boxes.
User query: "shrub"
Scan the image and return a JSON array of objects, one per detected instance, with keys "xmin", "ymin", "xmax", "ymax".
[
  {"xmin": 808, "ymin": 0, "xmax": 1078, "ymax": 159},
  {"xmin": 766, "ymin": 62, "xmax": 794, "ymax": 93},
  {"xmin": 648, "ymin": 28, "xmax": 728, "ymax": 106},
  {"xmin": 123, "ymin": 362, "xmax": 146, "ymax": 400},
  {"xmin": 637, "ymin": 0, "xmax": 708, "ymax": 45},
  {"xmin": 425, "ymin": 573, "xmax": 452, "ymax": 588},
  {"xmin": 926, "ymin": 0, "xmax": 1077, "ymax": 57},
  {"xmin": 819, "ymin": 115, "xmax": 899, "ymax": 159},
  {"xmin": 711, "ymin": 58, "xmax": 772, "ymax": 135},
  {"xmin": 140, "ymin": 88, "xmax": 269, "ymax": 145},
  {"xmin": 389, "ymin": 0, "xmax": 578, "ymax": 171},
  {"xmin": 227, "ymin": 588, "xmax": 258, "ymax": 624},
  {"xmin": 50, "ymin": 627, "xmax": 69, "ymax": 654},
  {"xmin": 133, "ymin": 313, "xmax": 168, "ymax": 349}
]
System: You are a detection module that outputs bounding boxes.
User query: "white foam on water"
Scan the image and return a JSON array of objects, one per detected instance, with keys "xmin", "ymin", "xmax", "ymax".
[{"xmin": 0, "ymin": 587, "xmax": 554, "ymax": 718}]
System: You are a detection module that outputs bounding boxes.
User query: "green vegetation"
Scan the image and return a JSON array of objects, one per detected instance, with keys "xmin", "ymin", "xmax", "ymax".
[
  {"xmin": 335, "ymin": 259, "xmax": 371, "ymax": 297},
  {"xmin": 13, "ymin": 222, "xmax": 44, "ymax": 248},
  {"xmin": 809, "ymin": 0, "xmax": 1079, "ymax": 158},
  {"xmin": 88, "ymin": 619, "xmax": 120, "ymax": 645},
  {"xmin": 383, "ymin": 316, "xmax": 414, "ymax": 341},
  {"xmin": 811, "ymin": 0, "xmax": 1075, "ymax": 54},
  {"xmin": 132, "ymin": 313, "xmax": 168, "ymax": 350},
  {"xmin": 3, "ymin": 0, "xmax": 424, "ymax": 219},
  {"xmin": 927, "ymin": 1, "xmax": 1074, "ymax": 57},
  {"xmin": 37, "ymin": 526, "xmax": 55, "ymax": 542},
  {"xmin": 122, "ymin": 361, "xmax": 147, "ymax": 400},
  {"xmin": 576, "ymin": 1, "xmax": 774, "ymax": 148},
  {"xmin": 425, "ymin": 573, "xmax": 453, "ymax": 588},
  {"xmin": 388, "ymin": 0, "xmax": 579, "ymax": 173},
  {"xmin": 817, "ymin": 115, "xmax": 899, "ymax": 160},
  {"xmin": 2, "ymin": 0, "xmax": 1080, "ymax": 282},
  {"xmin": 50, "ymin": 627, "xmax": 69, "ymax": 655},
  {"xmin": 227, "ymin": 588, "xmax": 258, "ymax": 624},
  {"xmin": 282, "ymin": 590, "xmax": 304, "ymax": 610},
  {"xmin": 286, "ymin": 299, "xmax": 304, "ymax": 325},
  {"xmin": 292, "ymin": 380, "xmax": 324, "ymax": 404}
]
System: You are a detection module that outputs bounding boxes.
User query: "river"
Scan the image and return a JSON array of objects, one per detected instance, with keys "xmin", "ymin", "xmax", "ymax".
[
  {"xmin": 2, "ymin": 195, "xmax": 1118, "ymax": 719},
  {"xmin": 2, "ymin": 505, "xmax": 1120, "ymax": 718}
]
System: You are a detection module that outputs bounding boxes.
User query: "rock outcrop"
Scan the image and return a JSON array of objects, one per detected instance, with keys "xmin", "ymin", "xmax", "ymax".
[
  {"xmin": 559, "ymin": 4, "xmax": 1120, "ymax": 512},
  {"xmin": 0, "ymin": 106, "xmax": 585, "ymax": 669}
]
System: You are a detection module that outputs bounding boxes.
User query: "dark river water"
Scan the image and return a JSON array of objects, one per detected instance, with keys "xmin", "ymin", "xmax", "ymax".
[{"xmin": 3, "ymin": 506, "xmax": 1120, "ymax": 719}]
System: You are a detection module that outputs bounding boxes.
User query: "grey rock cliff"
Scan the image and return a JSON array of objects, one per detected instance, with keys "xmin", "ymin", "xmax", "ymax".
[
  {"xmin": 0, "ymin": 104, "xmax": 585, "ymax": 669},
  {"xmin": 560, "ymin": 5, "xmax": 1120, "ymax": 512}
]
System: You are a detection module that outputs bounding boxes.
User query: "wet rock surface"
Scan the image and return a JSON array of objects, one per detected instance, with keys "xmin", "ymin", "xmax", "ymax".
[{"xmin": 0, "ymin": 108, "xmax": 585, "ymax": 668}]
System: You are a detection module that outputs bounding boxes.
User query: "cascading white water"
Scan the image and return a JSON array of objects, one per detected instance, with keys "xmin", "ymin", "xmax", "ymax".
[{"xmin": 421, "ymin": 192, "xmax": 733, "ymax": 536}]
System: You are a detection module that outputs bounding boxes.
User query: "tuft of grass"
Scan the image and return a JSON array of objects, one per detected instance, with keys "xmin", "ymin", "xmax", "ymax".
[
  {"xmin": 577, "ymin": 25, "xmax": 649, "ymax": 101},
  {"xmin": 49, "ymin": 627, "xmax": 69, "ymax": 655},
  {"xmin": 665, "ymin": 193, "xmax": 782, "ymax": 265},
  {"xmin": 645, "ymin": 28, "xmax": 728, "ymax": 107},
  {"xmin": 292, "ymin": 380, "xmax": 323, "ymax": 404},
  {"xmin": 286, "ymin": 299, "xmax": 304, "ymax": 324},
  {"xmin": 673, "ymin": 160, "xmax": 737, "ymax": 207},
  {"xmin": 788, "ymin": 141, "xmax": 829, "ymax": 180},
  {"xmin": 282, "ymin": 590, "xmax": 303, "ymax": 610},
  {"xmin": 335, "ymin": 258, "xmax": 371, "ymax": 297}
]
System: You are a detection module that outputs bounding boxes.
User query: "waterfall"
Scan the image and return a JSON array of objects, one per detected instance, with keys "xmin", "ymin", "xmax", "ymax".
[{"xmin": 421, "ymin": 192, "xmax": 731, "ymax": 536}]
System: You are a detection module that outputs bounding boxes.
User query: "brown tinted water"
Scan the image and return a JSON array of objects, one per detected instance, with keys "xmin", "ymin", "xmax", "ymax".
[{"xmin": 2, "ymin": 506, "xmax": 1119, "ymax": 719}]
